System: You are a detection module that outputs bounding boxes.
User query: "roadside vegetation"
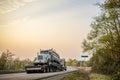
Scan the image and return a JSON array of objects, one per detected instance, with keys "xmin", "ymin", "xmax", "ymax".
[
  {"xmin": 66, "ymin": 59, "xmax": 79, "ymax": 66},
  {"xmin": 0, "ymin": 49, "xmax": 32, "ymax": 73},
  {"xmin": 62, "ymin": 67, "xmax": 111, "ymax": 80},
  {"xmin": 66, "ymin": 59, "xmax": 90, "ymax": 67},
  {"xmin": 82, "ymin": 0, "xmax": 120, "ymax": 80},
  {"xmin": 62, "ymin": 71, "xmax": 89, "ymax": 80},
  {"xmin": 64, "ymin": 0, "xmax": 120, "ymax": 80},
  {"xmin": 90, "ymin": 73, "xmax": 111, "ymax": 80}
]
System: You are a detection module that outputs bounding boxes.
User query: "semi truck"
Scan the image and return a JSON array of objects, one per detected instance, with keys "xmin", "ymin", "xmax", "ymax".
[{"xmin": 25, "ymin": 49, "xmax": 66, "ymax": 73}]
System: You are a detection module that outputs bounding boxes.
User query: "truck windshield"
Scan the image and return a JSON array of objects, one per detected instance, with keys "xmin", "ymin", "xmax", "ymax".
[{"xmin": 40, "ymin": 51, "xmax": 49, "ymax": 54}]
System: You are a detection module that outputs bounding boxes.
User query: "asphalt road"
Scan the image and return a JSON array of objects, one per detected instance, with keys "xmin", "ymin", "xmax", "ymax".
[{"xmin": 0, "ymin": 66, "xmax": 77, "ymax": 80}]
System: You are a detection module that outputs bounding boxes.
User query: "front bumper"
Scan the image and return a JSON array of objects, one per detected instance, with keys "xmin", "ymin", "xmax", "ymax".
[
  {"xmin": 25, "ymin": 66, "xmax": 44, "ymax": 71},
  {"xmin": 26, "ymin": 67, "xmax": 42, "ymax": 70}
]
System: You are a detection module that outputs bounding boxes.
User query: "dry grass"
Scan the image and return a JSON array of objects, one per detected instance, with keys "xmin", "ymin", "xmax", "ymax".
[
  {"xmin": 89, "ymin": 73, "xmax": 111, "ymax": 80},
  {"xmin": 61, "ymin": 71, "xmax": 89, "ymax": 80},
  {"xmin": 61, "ymin": 67, "xmax": 111, "ymax": 80}
]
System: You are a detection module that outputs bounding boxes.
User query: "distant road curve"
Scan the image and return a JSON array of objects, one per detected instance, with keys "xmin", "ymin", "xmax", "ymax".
[{"xmin": 0, "ymin": 66, "xmax": 78, "ymax": 80}]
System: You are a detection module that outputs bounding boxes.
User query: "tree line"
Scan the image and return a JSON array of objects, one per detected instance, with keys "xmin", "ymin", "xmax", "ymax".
[
  {"xmin": 66, "ymin": 59, "xmax": 79, "ymax": 66},
  {"xmin": 66, "ymin": 59, "xmax": 90, "ymax": 67},
  {"xmin": 0, "ymin": 50, "xmax": 33, "ymax": 71},
  {"xmin": 82, "ymin": 0, "xmax": 120, "ymax": 80}
]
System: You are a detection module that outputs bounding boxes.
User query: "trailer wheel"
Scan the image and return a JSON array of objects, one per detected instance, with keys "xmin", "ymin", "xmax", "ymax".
[
  {"xmin": 44, "ymin": 68, "xmax": 47, "ymax": 73},
  {"xmin": 26, "ymin": 70, "xmax": 31, "ymax": 74},
  {"xmin": 43, "ymin": 68, "xmax": 46, "ymax": 73},
  {"xmin": 49, "ymin": 67, "xmax": 53, "ymax": 72},
  {"xmin": 26, "ymin": 71, "xmax": 29, "ymax": 74},
  {"xmin": 65, "ymin": 68, "xmax": 67, "ymax": 71},
  {"xmin": 46, "ymin": 67, "xmax": 49, "ymax": 72}
]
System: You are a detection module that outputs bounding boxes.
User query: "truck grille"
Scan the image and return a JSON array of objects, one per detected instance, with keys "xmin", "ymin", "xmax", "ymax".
[{"xmin": 38, "ymin": 55, "xmax": 43, "ymax": 60}]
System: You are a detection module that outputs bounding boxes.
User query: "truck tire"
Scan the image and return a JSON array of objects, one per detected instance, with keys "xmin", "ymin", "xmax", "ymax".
[
  {"xmin": 65, "ymin": 68, "xmax": 67, "ymax": 71},
  {"xmin": 26, "ymin": 70, "xmax": 32, "ymax": 74},
  {"xmin": 49, "ymin": 66, "xmax": 53, "ymax": 72},
  {"xmin": 46, "ymin": 67, "xmax": 49, "ymax": 72},
  {"xmin": 43, "ymin": 68, "xmax": 46, "ymax": 73},
  {"xmin": 49, "ymin": 66, "xmax": 51, "ymax": 72},
  {"xmin": 26, "ymin": 71, "xmax": 30, "ymax": 74}
]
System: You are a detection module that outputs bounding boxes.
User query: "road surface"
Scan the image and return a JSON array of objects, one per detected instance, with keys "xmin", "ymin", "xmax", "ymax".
[{"xmin": 0, "ymin": 66, "xmax": 77, "ymax": 80}]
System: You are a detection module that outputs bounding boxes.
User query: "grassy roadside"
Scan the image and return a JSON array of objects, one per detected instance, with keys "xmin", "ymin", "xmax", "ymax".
[
  {"xmin": 61, "ymin": 68, "xmax": 89, "ymax": 80},
  {"xmin": 89, "ymin": 73, "xmax": 111, "ymax": 80},
  {"xmin": 0, "ymin": 70, "xmax": 25, "ymax": 74},
  {"xmin": 61, "ymin": 67, "xmax": 111, "ymax": 80},
  {"xmin": 61, "ymin": 71, "xmax": 89, "ymax": 80}
]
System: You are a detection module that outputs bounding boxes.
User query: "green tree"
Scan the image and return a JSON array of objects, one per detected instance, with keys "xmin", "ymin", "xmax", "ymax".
[
  {"xmin": 82, "ymin": 0, "xmax": 120, "ymax": 79},
  {"xmin": 0, "ymin": 52, "xmax": 7, "ymax": 70},
  {"xmin": 66, "ymin": 59, "xmax": 79, "ymax": 66},
  {"xmin": 0, "ymin": 50, "xmax": 33, "ymax": 71}
]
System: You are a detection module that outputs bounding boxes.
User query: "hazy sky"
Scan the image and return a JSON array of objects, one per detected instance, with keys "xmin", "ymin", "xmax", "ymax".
[{"xmin": 0, "ymin": 0, "xmax": 104, "ymax": 60}]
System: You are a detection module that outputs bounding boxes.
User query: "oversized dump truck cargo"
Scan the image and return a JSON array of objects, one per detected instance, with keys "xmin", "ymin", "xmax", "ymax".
[{"xmin": 25, "ymin": 49, "xmax": 66, "ymax": 73}]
